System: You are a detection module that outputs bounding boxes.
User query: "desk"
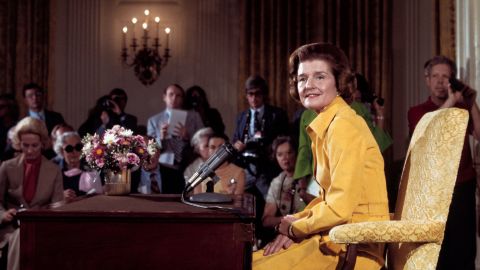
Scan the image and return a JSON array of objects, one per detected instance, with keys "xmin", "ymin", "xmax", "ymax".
[{"xmin": 19, "ymin": 194, "xmax": 255, "ymax": 270}]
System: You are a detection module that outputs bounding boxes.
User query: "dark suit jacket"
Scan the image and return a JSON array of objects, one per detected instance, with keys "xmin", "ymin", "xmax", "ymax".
[
  {"xmin": 119, "ymin": 113, "xmax": 138, "ymax": 132},
  {"xmin": 44, "ymin": 110, "xmax": 65, "ymax": 134},
  {"xmin": 232, "ymin": 104, "xmax": 289, "ymax": 147}
]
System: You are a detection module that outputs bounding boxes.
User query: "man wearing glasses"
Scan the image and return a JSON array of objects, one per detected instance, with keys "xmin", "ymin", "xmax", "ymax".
[{"xmin": 22, "ymin": 83, "xmax": 64, "ymax": 134}]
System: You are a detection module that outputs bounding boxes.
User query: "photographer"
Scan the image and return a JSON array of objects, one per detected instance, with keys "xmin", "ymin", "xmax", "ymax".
[
  {"xmin": 232, "ymin": 75, "xmax": 289, "ymax": 198},
  {"xmin": 109, "ymin": 88, "xmax": 138, "ymax": 132},
  {"xmin": 185, "ymin": 85, "xmax": 225, "ymax": 134},
  {"xmin": 78, "ymin": 95, "xmax": 122, "ymax": 137},
  {"xmin": 407, "ymin": 55, "xmax": 480, "ymax": 270}
]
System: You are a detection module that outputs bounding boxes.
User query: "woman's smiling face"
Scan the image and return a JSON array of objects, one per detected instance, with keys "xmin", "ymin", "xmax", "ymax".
[{"xmin": 297, "ymin": 59, "xmax": 337, "ymax": 113}]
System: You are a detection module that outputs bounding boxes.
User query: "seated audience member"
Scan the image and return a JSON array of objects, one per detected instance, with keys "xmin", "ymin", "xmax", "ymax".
[
  {"xmin": 50, "ymin": 123, "xmax": 75, "ymax": 164},
  {"xmin": 262, "ymin": 136, "xmax": 309, "ymax": 229},
  {"xmin": 53, "ymin": 132, "xmax": 102, "ymax": 201},
  {"xmin": 183, "ymin": 127, "xmax": 214, "ymax": 182},
  {"xmin": 185, "ymin": 86, "xmax": 225, "ymax": 134},
  {"xmin": 259, "ymin": 136, "xmax": 310, "ymax": 248},
  {"xmin": 0, "ymin": 94, "xmax": 19, "ymax": 161},
  {"xmin": 78, "ymin": 95, "xmax": 121, "ymax": 137},
  {"xmin": 2, "ymin": 126, "xmax": 20, "ymax": 161},
  {"xmin": 147, "ymin": 84, "xmax": 204, "ymax": 194},
  {"xmin": 109, "ymin": 88, "xmax": 138, "ymax": 132},
  {"xmin": 0, "ymin": 117, "xmax": 64, "ymax": 270},
  {"xmin": 138, "ymin": 139, "xmax": 162, "ymax": 194},
  {"xmin": 253, "ymin": 43, "xmax": 389, "ymax": 270},
  {"xmin": 51, "ymin": 123, "xmax": 75, "ymax": 146},
  {"xmin": 22, "ymin": 83, "xmax": 65, "ymax": 134},
  {"xmin": 194, "ymin": 133, "xmax": 245, "ymax": 195}
]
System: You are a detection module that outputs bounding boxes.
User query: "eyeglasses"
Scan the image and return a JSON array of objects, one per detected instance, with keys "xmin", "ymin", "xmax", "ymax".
[
  {"xmin": 64, "ymin": 143, "xmax": 83, "ymax": 153},
  {"xmin": 246, "ymin": 90, "xmax": 263, "ymax": 97}
]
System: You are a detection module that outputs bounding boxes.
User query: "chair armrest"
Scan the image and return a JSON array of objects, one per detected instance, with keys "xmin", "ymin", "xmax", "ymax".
[{"xmin": 329, "ymin": 220, "xmax": 444, "ymax": 244}]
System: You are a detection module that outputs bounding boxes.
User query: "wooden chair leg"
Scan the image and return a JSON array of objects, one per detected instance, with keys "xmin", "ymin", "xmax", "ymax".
[{"xmin": 338, "ymin": 244, "xmax": 357, "ymax": 270}]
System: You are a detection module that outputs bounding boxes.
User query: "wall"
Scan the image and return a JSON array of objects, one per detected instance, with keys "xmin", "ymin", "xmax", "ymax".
[{"xmin": 52, "ymin": 0, "xmax": 239, "ymax": 135}]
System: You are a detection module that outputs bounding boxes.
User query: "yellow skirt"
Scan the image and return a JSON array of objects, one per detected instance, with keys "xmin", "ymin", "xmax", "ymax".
[{"xmin": 253, "ymin": 235, "xmax": 382, "ymax": 270}]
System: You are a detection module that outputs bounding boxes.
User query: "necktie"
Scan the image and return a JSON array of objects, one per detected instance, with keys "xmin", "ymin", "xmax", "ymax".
[
  {"xmin": 254, "ymin": 110, "xmax": 261, "ymax": 133},
  {"xmin": 250, "ymin": 110, "xmax": 256, "ymax": 136},
  {"xmin": 150, "ymin": 173, "xmax": 160, "ymax": 194}
]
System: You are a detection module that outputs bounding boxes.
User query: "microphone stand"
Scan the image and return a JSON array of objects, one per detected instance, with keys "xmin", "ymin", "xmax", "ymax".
[{"xmin": 182, "ymin": 143, "xmax": 237, "ymax": 204}]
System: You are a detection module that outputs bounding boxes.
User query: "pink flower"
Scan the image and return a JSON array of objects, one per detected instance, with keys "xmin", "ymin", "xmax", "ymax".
[
  {"xmin": 95, "ymin": 158, "xmax": 105, "ymax": 168},
  {"xmin": 127, "ymin": 153, "xmax": 140, "ymax": 166}
]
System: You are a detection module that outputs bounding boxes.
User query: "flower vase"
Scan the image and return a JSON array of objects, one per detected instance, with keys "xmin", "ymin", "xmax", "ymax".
[{"xmin": 103, "ymin": 169, "xmax": 131, "ymax": 195}]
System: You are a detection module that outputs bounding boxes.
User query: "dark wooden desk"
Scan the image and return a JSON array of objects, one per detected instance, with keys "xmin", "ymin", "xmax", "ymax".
[{"xmin": 18, "ymin": 194, "xmax": 255, "ymax": 270}]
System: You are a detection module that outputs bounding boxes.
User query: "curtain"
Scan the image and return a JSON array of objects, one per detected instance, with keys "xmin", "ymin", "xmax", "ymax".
[
  {"xmin": 435, "ymin": 0, "xmax": 455, "ymax": 59},
  {"xmin": 0, "ymin": 0, "xmax": 50, "ymax": 114},
  {"xmin": 239, "ymin": 0, "xmax": 392, "ymax": 122}
]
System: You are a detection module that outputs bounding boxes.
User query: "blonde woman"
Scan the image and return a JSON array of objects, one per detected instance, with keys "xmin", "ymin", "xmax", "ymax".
[{"xmin": 0, "ymin": 117, "xmax": 64, "ymax": 270}]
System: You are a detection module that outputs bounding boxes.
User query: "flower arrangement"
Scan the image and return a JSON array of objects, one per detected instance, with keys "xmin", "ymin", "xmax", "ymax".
[{"xmin": 81, "ymin": 125, "xmax": 160, "ymax": 173}]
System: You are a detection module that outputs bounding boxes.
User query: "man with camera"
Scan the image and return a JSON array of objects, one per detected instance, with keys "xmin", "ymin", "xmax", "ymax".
[
  {"xmin": 232, "ymin": 75, "xmax": 289, "ymax": 198},
  {"xmin": 407, "ymin": 55, "xmax": 480, "ymax": 270},
  {"xmin": 109, "ymin": 88, "xmax": 138, "ymax": 132}
]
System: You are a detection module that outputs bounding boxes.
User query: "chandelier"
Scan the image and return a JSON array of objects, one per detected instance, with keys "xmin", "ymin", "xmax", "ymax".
[{"xmin": 121, "ymin": 9, "xmax": 171, "ymax": 86}]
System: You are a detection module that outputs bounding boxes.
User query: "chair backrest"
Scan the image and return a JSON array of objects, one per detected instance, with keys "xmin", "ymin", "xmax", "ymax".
[{"xmin": 388, "ymin": 108, "xmax": 468, "ymax": 270}]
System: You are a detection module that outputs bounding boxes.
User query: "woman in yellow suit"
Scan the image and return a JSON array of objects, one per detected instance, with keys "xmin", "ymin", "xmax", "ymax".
[{"xmin": 253, "ymin": 43, "xmax": 389, "ymax": 269}]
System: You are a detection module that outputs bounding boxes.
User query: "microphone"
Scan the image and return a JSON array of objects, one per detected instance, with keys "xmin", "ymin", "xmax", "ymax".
[{"xmin": 184, "ymin": 142, "xmax": 237, "ymax": 194}]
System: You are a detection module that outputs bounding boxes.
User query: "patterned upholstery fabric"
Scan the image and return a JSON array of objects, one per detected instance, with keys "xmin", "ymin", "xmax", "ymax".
[{"xmin": 329, "ymin": 108, "xmax": 469, "ymax": 270}]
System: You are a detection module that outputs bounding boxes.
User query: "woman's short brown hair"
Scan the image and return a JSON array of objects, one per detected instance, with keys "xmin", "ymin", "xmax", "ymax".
[
  {"xmin": 12, "ymin": 117, "xmax": 50, "ymax": 150},
  {"xmin": 288, "ymin": 43, "xmax": 355, "ymax": 103}
]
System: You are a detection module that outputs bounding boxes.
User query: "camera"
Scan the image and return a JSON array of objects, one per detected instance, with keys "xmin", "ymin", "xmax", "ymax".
[
  {"xmin": 449, "ymin": 77, "xmax": 465, "ymax": 92},
  {"xmin": 101, "ymin": 99, "xmax": 114, "ymax": 110},
  {"xmin": 374, "ymin": 96, "xmax": 384, "ymax": 106}
]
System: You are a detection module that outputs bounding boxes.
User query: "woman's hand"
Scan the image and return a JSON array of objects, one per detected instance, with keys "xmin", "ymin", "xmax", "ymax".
[
  {"xmin": 63, "ymin": 189, "xmax": 77, "ymax": 202},
  {"xmin": 1, "ymin": 208, "xmax": 17, "ymax": 223},
  {"xmin": 278, "ymin": 215, "xmax": 297, "ymax": 236},
  {"xmin": 263, "ymin": 234, "xmax": 294, "ymax": 256}
]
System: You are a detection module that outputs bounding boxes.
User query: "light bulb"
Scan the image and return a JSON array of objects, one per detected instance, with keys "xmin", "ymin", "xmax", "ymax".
[
  {"xmin": 142, "ymin": 22, "xmax": 148, "ymax": 30},
  {"xmin": 131, "ymin": 17, "xmax": 137, "ymax": 24},
  {"xmin": 122, "ymin": 26, "xmax": 128, "ymax": 33},
  {"xmin": 165, "ymin": 27, "xmax": 171, "ymax": 34},
  {"xmin": 155, "ymin": 17, "xmax": 160, "ymax": 23},
  {"xmin": 144, "ymin": 9, "xmax": 150, "ymax": 16}
]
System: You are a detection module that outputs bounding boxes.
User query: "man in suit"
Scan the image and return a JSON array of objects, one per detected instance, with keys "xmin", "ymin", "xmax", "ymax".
[
  {"xmin": 109, "ymin": 88, "xmax": 138, "ymax": 132},
  {"xmin": 232, "ymin": 75, "xmax": 289, "ymax": 248},
  {"xmin": 147, "ymin": 84, "xmax": 204, "ymax": 194},
  {"xmin": 22, "ymin": 83, "xmax": 65, "ymax": 134},
  {"xmin": 232, "ymin": 75, "xmax": 290, "ymax": 197}
]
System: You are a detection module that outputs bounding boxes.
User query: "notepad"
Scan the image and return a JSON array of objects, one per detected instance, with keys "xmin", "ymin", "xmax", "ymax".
[{"xmin": 167, "ymin": 109, "xmax": 187, "ymax": 137}]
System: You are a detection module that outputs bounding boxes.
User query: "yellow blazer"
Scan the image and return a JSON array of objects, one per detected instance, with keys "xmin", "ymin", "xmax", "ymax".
[
  {"xmin": 0, "ymin": 155, "xmax": 64, "ymax": 241},
  {"xmin": 253, "ymin": 97, "xmax": 389, "ymax": 270}
]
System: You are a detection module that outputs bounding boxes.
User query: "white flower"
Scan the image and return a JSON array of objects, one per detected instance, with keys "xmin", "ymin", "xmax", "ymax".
[
  {"xmin": 103, "ymin": 132, "xmax": 117, "ymax": 145},
  {"xmin": 147, "ymin": 139, "xmax": 160, "ymax": 155},
  {"xmin": 120, "ymin": 129, "xmax": 133, "ymax": 137}
]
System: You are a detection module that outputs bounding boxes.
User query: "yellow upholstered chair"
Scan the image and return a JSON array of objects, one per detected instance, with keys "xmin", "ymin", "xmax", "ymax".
[{"xmin": 329, "ymin": 108, "xmax": 469, "ymax": 270}]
